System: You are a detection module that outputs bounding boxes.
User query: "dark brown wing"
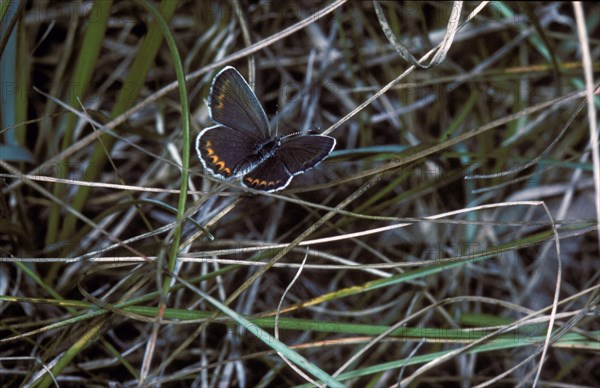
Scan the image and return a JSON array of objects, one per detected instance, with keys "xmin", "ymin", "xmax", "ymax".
[{"xmin": 208, "ymin": 66, "xmax": 270, "ymax": 139}]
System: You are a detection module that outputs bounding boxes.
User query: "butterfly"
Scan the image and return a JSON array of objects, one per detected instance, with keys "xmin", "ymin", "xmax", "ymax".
[{"xmin": 195, "ymin": 66, "xmax": 336, "ymax": 192}]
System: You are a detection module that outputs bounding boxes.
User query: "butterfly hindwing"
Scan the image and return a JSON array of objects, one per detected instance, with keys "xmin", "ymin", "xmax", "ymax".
[
  {"xmin": 241, "ymin": 156, "xmax": 293, "ymax": 192},
  {"xmin": 196, "ymin": 125, "xmax": 260, "ymax": 179},
  {"xmin": 209, "ymin": 66, "xmax": 270, "ymax": 139}
]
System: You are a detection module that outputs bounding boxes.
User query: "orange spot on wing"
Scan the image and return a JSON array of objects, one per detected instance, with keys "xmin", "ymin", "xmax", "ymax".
[
  {"xmin": 203, "ymin": 143, "xmax": 232, "ymax": 176},
  {"xmin": 204, "ymin": 141, "xmax": 214, "ymax": 156},
  {"xmin": 214, "ymin": 92, "xmax": 225, "ymax": 109},
  {"xmin": 245, "ymin": 177, "xmax": 282, "ymax": 188}
]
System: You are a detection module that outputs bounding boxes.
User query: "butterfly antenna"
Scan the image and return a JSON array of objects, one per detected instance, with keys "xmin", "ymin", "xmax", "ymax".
[{"xmin": 275, "ymin": 109, "xmax": 279, "ymax": 137}]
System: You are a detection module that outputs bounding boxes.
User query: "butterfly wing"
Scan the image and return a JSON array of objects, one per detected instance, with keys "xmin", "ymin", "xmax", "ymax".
[
  {"xmin": 278, "ymin": 134, "xmax": 336, "ymax": 175},
  {"xmin": 241, "ymin": 134, "xmax": 335, "ymax": 192},
  {"xmin": 209, "ymin": 66, "xmax": 270, "ymax": 138},
  {"xmin": 196, "ymin": 125, "xmax": 261, "ymax": 179},
  {"xmin": 241, "ymin": 156, "xmax": 293, "ymax": 192}
]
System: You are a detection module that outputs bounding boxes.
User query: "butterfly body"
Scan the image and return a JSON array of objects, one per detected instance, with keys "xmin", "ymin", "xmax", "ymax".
[
  {"xmin": 196, "ymin": 66, "xmax": 335, "ymax": 192},
  {"xmin": 232, "ymin": 136, "xmax": 282, "ymax": 176}
]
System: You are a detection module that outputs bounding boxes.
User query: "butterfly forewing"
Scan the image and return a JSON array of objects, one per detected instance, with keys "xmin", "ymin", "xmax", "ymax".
[
  {"xmin": 209, "ymin": 66, "xmax": 270, "ymax": 139},
  {"xmin": 278, "ymin": 134, "xmax": 336, "ymax": 175},
  {"xmin": 196, "ymin": 125, "xmax": 260, "ymax": 179}
]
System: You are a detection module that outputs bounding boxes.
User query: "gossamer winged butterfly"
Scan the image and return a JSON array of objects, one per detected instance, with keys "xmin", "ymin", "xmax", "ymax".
[{"xmin": 196, "ymin": 66, "xmax": 336, "ymax": 192}]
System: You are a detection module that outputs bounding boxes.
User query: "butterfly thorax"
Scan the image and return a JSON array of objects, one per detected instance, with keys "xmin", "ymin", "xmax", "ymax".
[
  {"xmin": 255, "ymin": 136, "xmax": 281, "ymax": 158},
  {"xmin": 232, "ymin": 137, "xmax": 282, "ymax": 176}
]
